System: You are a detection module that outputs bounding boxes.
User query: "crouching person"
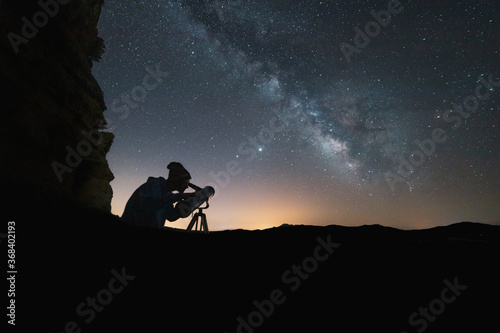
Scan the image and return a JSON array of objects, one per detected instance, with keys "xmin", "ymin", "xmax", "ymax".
[{"xmin": 121, "ymin": 162, "xmax": 197, "ymax": 228}]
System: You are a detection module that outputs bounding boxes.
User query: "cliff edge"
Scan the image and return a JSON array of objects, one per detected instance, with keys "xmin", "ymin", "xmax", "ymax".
[{"xmin": 0, "ymin": 0, "xmax": 113, "ymax": 211}]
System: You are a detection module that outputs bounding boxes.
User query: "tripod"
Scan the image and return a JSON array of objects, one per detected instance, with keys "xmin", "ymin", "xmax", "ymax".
[{"xmin": 186, "ymin": 201, "xmax": 210, "ymax": 233}]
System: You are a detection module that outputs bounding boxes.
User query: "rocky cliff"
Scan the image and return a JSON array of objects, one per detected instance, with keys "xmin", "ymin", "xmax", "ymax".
[{"xmin": 0, "ymin": 0, "xmax": 113, "ymax": 211}]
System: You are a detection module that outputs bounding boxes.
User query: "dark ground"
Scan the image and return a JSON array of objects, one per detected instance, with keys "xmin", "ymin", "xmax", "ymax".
[{"xmin": 6, "ymin": 205, "xmax": 500, "ymax": 332}]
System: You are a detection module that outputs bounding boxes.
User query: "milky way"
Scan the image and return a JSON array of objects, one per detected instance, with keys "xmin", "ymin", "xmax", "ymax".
[{"xmin": 93, "ymin": 0, "xmax": 500, "ymax": 230}]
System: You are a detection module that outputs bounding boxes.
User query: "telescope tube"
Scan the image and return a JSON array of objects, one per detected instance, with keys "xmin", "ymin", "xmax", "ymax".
[{"xmin": 175, "ymin": 185, "xmax": 215, "ymax": 218}]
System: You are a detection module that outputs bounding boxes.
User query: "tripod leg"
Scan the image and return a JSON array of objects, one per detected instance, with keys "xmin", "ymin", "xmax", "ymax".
[
  {"xmin": 201, "ymin": 214, "xmax": 209, "ymax": 233},
  {"xmin": 187, "ymin": 213, "xmax": 198, "ymax": 231},
  {"xmin": 186, "ymin": 211, "xmax": 209, "ymax": 233}
]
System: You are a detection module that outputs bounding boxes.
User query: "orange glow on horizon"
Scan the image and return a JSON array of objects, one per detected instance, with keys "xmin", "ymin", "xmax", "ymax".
[
  {"xmin": 110, "ymin": 176, "xmax": 500, "ymax": 231},
  {"xmin": 111, "ymin": 181, "xmax": 333, "ymax": 231}
]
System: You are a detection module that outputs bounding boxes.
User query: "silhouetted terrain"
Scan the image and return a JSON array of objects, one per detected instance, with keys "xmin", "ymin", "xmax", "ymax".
[{"xmin": 13, "ymin": 206, "xmax": 500, "ymax": 332}]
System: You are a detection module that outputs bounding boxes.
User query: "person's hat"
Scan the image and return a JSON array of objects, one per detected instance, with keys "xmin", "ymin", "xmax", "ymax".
[{"xmin": 167, "ymin": 162, "xmax": 191, "ymax": 181}]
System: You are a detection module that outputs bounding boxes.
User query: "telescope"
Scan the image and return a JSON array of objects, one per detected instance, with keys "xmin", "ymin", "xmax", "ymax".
[
  {"xmin": 176, "ymin": 183, "xmax": 215, "ymax": 218},
  {"xmin": 175, "ymin": 183, "xmax": 215, "ymax": 233}
]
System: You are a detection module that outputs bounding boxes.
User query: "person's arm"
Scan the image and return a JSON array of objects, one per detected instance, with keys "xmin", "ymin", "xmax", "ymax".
[
  {"xmin": 160, "ymin": 191, "xmax": 196, "ymax": 205},
  {"xmin": 162, "ymin": 191, "xmax": 199, "ymax": 222},
  {"xmin": 180, "ymin": 192, "xmax": 197, "ymax": 200}
]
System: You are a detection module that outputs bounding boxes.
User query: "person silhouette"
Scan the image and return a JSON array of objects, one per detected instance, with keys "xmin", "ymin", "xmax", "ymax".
[{"xmin": 121, "ymin": 162, "xmax": 197, "ymax": 228}]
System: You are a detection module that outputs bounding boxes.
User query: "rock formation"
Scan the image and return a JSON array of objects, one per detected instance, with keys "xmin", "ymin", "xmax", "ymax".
[{"xmin": 0, "ymin": 0, "xmax": 113, "ymax": 212}]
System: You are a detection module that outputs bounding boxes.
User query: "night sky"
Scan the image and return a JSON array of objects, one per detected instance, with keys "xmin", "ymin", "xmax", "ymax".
[{"xmin": 92, "ymin": 0, "xmax": 500, "ymax": 231}]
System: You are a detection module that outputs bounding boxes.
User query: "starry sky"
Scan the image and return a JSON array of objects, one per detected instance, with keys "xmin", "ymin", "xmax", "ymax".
[{"xmin": 92, "ymin": 0, "xmax": 500, "ymax": 231}]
